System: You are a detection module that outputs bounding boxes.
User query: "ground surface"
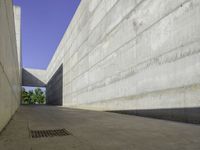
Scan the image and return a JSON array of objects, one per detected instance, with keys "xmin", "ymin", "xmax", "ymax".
[{"xmin": 0, "ymin": 105, "xmax": 200, "ymax": 150}]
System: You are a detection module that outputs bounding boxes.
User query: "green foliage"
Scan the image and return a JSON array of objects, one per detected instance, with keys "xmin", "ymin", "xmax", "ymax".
[{"xmin": 22, "ymin": 87, "xmax": 46, "ymax": 104}]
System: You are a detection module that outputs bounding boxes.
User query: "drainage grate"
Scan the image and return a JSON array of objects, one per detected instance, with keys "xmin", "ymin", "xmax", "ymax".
[{"xmin": 30, "ymin": 129, "xmax": 71, "ymax": 138}]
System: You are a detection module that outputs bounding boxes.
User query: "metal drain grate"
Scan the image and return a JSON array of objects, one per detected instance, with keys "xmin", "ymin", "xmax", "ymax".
[{"xmin": 30, "ymin": 129, "xmax": 71, "ymax": 138}]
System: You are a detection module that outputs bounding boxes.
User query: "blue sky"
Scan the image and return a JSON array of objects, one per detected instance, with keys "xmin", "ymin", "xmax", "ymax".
[{"xmin": 13, "ymin": 0, "xmax": 80, "ymax": 69}]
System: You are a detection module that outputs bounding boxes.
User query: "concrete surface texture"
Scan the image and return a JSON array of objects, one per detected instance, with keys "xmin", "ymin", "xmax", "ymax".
[
  {"xmin": 0, "ymin": 105, "xmax": 200, "ymax": 150},
  {"xmin": 22, "ymin": 68, "xmax": 47, "ymax": 87},
  {"xmin": 20, "ymin": 0, "xmax": 200, "ymax": 124},
  {"xmin": 0, "ymin": 0, "xmax": 21, "ymax": 132},
  {"xmin": 33, "ymin": 0, "xmax": 199, "ymax": 123},
  {"xmin": 46, "ymin": 65, "xmax": 63, "ymax": 105},
  {"xmin": 13, "ymin": 5, "xmax": 21, "ymax": 74}
]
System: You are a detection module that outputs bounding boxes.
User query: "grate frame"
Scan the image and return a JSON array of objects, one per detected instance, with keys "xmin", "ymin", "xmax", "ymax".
[{"xmin": 30, "ymin": 128, "xmax": 71, "ymax": 138}]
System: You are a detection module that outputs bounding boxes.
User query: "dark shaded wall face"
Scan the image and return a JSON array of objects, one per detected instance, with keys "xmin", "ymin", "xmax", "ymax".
[
  {"xmin": 108, "ymin": 107, "xmax": 200, "ymax": 125},
  {"xmin": 46, "ymin": 64, "xmax": 63, "ymax": 105},
  {"xmin": 22, "ymin": 68, "xmax": 46, "ymax": 87}
]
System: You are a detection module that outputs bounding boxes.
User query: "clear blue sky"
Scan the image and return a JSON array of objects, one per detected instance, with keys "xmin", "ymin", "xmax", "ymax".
[{"xmin": 13, "ymin": 0, "xmax": 80, "ymax": 69}]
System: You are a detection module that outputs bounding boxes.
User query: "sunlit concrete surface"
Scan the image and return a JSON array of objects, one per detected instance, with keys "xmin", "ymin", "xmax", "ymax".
[
  {"xmin": 0, "ymin": 105, "xmax": 200, "ymax": 150},
  {"xmin": 20, "ymin": 0, "xmax": 200, "ymax": 124},
  {"xmin": 0, "ymin": 0, "xmax": 21, "ymax": 131},
  {"xmin": 18, "ymin": 0, "xmax": 200, "ymax": 124}
]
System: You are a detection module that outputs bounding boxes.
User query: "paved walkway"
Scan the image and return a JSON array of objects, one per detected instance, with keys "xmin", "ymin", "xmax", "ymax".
[{"xmin": 0, "ymin": 105, "xmax": 200, "ymax": 150}]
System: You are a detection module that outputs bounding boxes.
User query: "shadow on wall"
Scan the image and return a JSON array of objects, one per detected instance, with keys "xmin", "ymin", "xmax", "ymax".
[
  {"xmin": 46, "ymin": 64, "xmax": 63, "ymax": 106},
  {"xmin": 22, "ymin": 68, "xmax": 46, "ymax": 87},
  {"xmin": 108, "ymin": 107, "xmax": 200, "ymax": 125}
]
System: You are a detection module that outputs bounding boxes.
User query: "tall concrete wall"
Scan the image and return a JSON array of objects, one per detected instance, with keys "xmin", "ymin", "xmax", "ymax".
[
  {"xmin": 0, "ymin": 1, "xmax": 21, "ymax": 131},
  {"xmin": 21, "ymin": 0, "xmax": 200, "ymax": 123},
  {"xmin": 44, "ymin": 0, "xmax": 200, "ymax": 124}
]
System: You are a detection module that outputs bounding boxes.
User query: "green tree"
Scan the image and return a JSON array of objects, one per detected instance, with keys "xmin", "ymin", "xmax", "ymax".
[
  {"xmin": 22, "ymin": 87, "xmax": 46, "ymax": 104},
  {"xmin": 22, "ymin": 87, "xmax": 30, "ymax": 104},
  {"xmin": 32, "ymin": 88, "xmax": 45, "ymax": 104}
]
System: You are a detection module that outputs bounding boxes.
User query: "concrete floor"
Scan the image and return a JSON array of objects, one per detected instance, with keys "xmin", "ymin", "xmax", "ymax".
[{"xmin": 0, "ymin": 106, "xmax": 200, "ymax": 150}]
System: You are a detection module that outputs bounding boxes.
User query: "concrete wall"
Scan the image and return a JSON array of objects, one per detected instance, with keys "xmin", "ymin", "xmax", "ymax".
[
  {"xmin": 0, "ymin": 0, "xmax": 21, "ymax": 131},
  {"xmin": 44, "ymin": 0, "xmax": 200, "ymax": 124},
  {"xmin": 46, "ymin": 65, "xmax": 63, "ymax": 105},
  {"xmin": 22, "ymin": 68, "xmax": 47, "ymax": 87},
  {"xmin": 21, "ymin": 0, "xmax": 200, "ymax": 123},
  {"xmin": 13, "ymin": 6, "xmax": 21, "ymax": 77}
]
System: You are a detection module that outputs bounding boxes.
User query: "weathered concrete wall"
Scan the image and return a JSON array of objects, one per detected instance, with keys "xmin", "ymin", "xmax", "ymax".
[
  {"xmin": 22, "ymin": 68, "xmax": 47, "ymax": 87},
  {"xmin": 27, "ymin": 0, "xmax": 199, "ymax": 123},
  {"xmin": 0, "ymin": 1, "xmax": 21, "ymax": 131},
  {"xmin": 44, "ymin": 0, "xmax": 200, "ymax": 124}
]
